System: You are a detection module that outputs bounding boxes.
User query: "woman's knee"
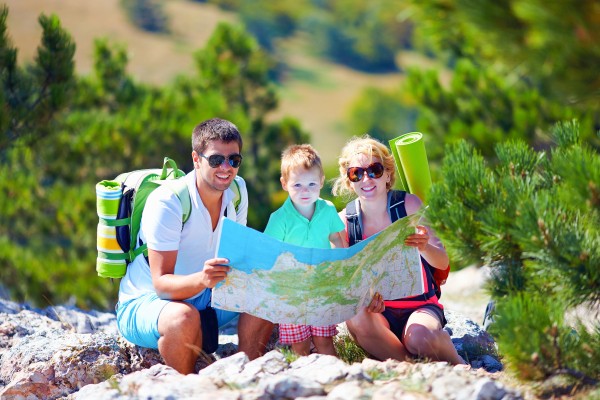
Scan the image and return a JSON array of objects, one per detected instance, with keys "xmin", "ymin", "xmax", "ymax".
[
  {"xmin": 404, "ymin": 325, "xmax": 446, "ymax": 355},
  {"xmin": 346, "ymin": 311, "xmax": 375, "ymax": 338}
]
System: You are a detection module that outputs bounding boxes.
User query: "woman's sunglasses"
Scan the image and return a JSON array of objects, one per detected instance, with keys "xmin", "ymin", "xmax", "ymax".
[
  {"xmin": 199, "ymin": 153, "xmax": 243, "ymax": 168},
  {"xmin": 347, "ymin": 162, "xmax": 385, "ymax": 182}
]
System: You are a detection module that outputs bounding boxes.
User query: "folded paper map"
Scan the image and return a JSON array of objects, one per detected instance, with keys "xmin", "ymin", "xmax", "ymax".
[{"xmin": 212, "ymin": 214, "xmax": 425, "ymax": 326}]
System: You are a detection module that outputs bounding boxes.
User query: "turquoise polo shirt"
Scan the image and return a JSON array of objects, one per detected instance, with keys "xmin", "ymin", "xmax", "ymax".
[{"xmin": 264, "ymin": 197, "xmax": 345, "ymax": 248}]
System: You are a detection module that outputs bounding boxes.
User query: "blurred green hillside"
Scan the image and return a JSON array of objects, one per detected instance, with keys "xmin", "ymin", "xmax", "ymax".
[{"xmin": 3, "ymin": 0, "xmax": 404, "ymax": 165}]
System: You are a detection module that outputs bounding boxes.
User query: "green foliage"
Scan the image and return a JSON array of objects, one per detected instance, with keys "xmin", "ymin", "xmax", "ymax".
[
  {"xmin": 430, "ymin": 121, "xmax": 599, "ymax": 303},
  {"xmin": 347, "ymin": 86, "xmax": 417, "ymax": 144},
  {"xmin": 302, "ymin": 0, "xmax": 409, "ymax": 71},
  {"xmin": 427, "ymin": 140, "xmax": 499, "ymax": 267},
  {"xmin": 120, "ymin": 0, "xmax": 169, "ymax": 34},
  {"xmin": 404, "ymin": 59, "xmax": 593, "ymax": 159},
  {"xmin": 409, "ymin": 0, "xmax": 600, "ymax": 113},
  {"xmin": 491, "ymin": 294, "xmax": 600, "ymax": 384},
  {"xmin": 205, "ymin": 0, "xmax": 411, "ymax": 71},
  {"xmin": 429, "ymin": 120, "xmax": 600, "ymax": 384},
  {"xmin": 0, "ymin": 6, "xmax": 75, "ymax": 150},
  {"xmin": 237, "ymin": 1, "xmax": 309, "ymax": 51},
  {"xmin": 0, "ymin": 145, "xmax": 117, "ymax": 309}
]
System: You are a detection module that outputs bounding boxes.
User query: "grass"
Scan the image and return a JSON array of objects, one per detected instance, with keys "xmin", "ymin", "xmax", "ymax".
[
  {"xmin": 334, "ymin": 332, "xmax": 367, "ymax": 364},
  {"xmin": 365, "ymin": 368, "xmax": 398, "ymax": 381},
  {"xmin": 279, "ymin": 346, "xmax": 301, "ymax": 364}
]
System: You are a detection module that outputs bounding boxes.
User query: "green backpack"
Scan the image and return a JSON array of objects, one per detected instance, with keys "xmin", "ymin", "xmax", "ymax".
[{"xmin": 95, "ymin": 157, "xmax": 242, "ymax": 279}]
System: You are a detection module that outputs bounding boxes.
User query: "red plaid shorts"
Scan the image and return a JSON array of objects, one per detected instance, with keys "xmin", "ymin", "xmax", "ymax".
[{"xmin": 278, "ymin": 323, "xmax": 338, "ymax": 344}]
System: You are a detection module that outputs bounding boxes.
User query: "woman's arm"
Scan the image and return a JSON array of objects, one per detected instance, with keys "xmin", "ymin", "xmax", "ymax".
[{"xmin": 403, "ymin": 193, "xmax": 449, "ymax": 269}]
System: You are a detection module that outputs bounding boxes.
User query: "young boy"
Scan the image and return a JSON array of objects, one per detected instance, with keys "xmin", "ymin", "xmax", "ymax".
[{"xmin": 264, "ymin": 144, "xmax": 346, "ymax": 356}]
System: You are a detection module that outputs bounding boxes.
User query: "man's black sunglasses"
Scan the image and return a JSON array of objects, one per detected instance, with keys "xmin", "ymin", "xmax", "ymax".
[
  {"xmin": 199, "ymin": 153, "xmax": 243, "ymax": 168},
  {"xmin": 347, "ymin": 162, "xmax": 385, "ymax": 182}
]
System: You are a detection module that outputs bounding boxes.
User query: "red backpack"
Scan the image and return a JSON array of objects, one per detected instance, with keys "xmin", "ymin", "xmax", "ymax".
[{"xmin": 345, "ymin": 190, "xmax": 449, "ymax": 299}]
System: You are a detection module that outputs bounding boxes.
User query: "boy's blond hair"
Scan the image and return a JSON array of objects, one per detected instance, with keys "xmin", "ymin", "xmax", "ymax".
[{"xmin": 280, "ymin": 144, "xmax": 324, "ymax": 182}]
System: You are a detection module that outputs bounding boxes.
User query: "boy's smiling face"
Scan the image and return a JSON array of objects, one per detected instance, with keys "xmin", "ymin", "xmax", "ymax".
[{"xmin": 281, "ymin": 166, "xmax": 324, "ymax": 208}]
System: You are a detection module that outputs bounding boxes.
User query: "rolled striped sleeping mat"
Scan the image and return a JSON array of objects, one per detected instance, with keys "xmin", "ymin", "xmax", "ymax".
[{"xmin": 96, "ymin": 180, "xmax": 127, "ymax": 278}]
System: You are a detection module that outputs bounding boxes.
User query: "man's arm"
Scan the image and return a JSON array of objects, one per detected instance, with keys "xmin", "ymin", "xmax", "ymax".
[{"xmin": 149, "ymin": 249, "xmax": 230, "ymax": 300}]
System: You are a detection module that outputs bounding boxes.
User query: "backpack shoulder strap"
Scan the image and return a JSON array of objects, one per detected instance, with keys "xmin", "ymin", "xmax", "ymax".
[
  {"xmin": 134, "ymin": 177, "xmax": 191, "ymax": 261},
  {"xmin": 224, "ymin": 176, "xmax": 245, "ymax": 219},
  {"xmin": 388, "ymin": 190, "xmax": 407, "ymax": 223},
  {"xmin": 159, "ymin": 178, "xmax": 191, "ymax": 224},
  {"xmin": 230, "ymin": 177, "xmax": 242, "ymax": 212},
  {"xmin": 345, "ymin": 199, "xmax": 362, "ymax": 246}
]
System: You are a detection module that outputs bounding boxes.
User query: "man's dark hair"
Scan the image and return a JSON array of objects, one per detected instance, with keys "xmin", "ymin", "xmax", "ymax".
[{"xmin": 192, "ymin": 118, "xmax": 243, "ymax": 154}]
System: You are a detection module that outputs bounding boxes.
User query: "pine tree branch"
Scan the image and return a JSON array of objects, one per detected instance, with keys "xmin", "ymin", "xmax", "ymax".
[{"xmin": 551, "ymin": 368, "xmax": 599, "ymax": 386}]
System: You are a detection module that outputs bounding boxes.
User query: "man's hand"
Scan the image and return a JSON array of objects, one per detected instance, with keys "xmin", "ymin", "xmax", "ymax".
[
  {"xmin": 367, "ymin": 292, "xmax": 385, "ymax": 313},
  {"xmin": 404, "ymin": 225, "xmax": 430, "ymax": 252},
  {"xmin": 200, "ymin": 257, "xmax": 231, "ymax": 288}
]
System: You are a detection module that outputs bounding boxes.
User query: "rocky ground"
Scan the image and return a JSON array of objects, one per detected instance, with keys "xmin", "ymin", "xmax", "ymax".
[
  {"xmin": 0, "ymin": 267, "xmax": 535, "ymax": 400},
  {"xmin": 438, "ymin": 265, "xmax": 491, "ymax": 326}
]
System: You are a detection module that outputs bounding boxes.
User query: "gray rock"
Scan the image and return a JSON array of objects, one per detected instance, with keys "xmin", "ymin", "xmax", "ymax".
[
  {"xmin": 470, "ymin": 378, "xmax": 507, "ymax": 400},
  {"xmin": 259, "ymin": 374, "xmax": 325, "ymax": 398},
  {"xmin": 0, "ymin": 298, "xmax": 519, "ymax": 400},
  {"xmin": 290, "ymin": 354, "xmax": 349, "ymax": 384},
  {"xmin": 327, "ymin": 381, "xmax": 365, "ymax": 400},
  {"xmin": 197, "ymin": 351, "xmax": 248, "ymax": 380}
]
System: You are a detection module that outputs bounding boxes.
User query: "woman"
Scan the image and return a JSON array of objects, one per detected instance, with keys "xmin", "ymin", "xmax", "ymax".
[{"xmin": 332, "ymin": 135, "xmax": 467, "ymax": 365}]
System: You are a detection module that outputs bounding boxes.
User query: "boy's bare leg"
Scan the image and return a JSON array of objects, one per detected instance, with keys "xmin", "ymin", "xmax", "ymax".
[
  {"xmin": 313, "ymin": 336, "xmax": 337, "ymax": 356},
  {"xmin": 291, "ymin": 339, "xmax": 311, "ymax": 356},
  {"xmin": 238, "ymin": 313, "xmax": 274, "ymax": 360}
]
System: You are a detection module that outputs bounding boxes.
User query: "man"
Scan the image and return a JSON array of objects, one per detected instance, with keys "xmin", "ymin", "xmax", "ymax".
[{"xmin": 116, "ymin": 118, "xmax": 274, "ymax": 374}]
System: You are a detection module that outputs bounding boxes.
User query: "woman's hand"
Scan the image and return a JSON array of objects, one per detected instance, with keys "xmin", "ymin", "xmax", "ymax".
[
  {"xmin": 404, "ymin": 225, "xmax": 430, "ymax": 252},
  {"xmin": 367, "ymin": 292, "xmax": 385, "ymax": 313}
]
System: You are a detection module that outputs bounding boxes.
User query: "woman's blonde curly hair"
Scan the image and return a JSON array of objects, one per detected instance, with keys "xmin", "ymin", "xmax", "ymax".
[{"xmin": 331, "ymin": 135, "xmax": 396, "ymax": 198}]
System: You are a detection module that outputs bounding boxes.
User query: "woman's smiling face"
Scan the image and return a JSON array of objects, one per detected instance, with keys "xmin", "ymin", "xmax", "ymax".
[{"xmin": 347, "ymin": 154, "xmax": 389, "ymax": 201}]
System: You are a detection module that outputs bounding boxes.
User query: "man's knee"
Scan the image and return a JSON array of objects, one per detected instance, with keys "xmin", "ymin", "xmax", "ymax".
[{"xmin": 160, "ymin": 302, "xmax": 200, "ymax": 334}]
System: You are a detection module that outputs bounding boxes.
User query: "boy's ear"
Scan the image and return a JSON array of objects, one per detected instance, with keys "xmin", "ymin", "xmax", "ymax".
[
  {"xmin": 320, "ymin": 175, "xmax": 325, "ymax": 188},
  {"xmin": 280, "ymin": 176, "xmax": 288, "ymax": 192}
]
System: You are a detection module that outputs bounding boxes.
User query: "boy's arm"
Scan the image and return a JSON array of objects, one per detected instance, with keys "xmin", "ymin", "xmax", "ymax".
[
  {"xmin": 329, "ymin": 230, "xmax": 347, "ymax": 248},
  {"xmin": 328, "ymin": 202, "xmax": 347, "ymax": 248}
]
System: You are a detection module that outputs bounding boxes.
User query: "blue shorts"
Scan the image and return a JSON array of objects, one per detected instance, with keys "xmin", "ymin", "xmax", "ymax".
[{"xmin": 116, "ymin": 290, "xmax": 238, "ymax": 349}]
